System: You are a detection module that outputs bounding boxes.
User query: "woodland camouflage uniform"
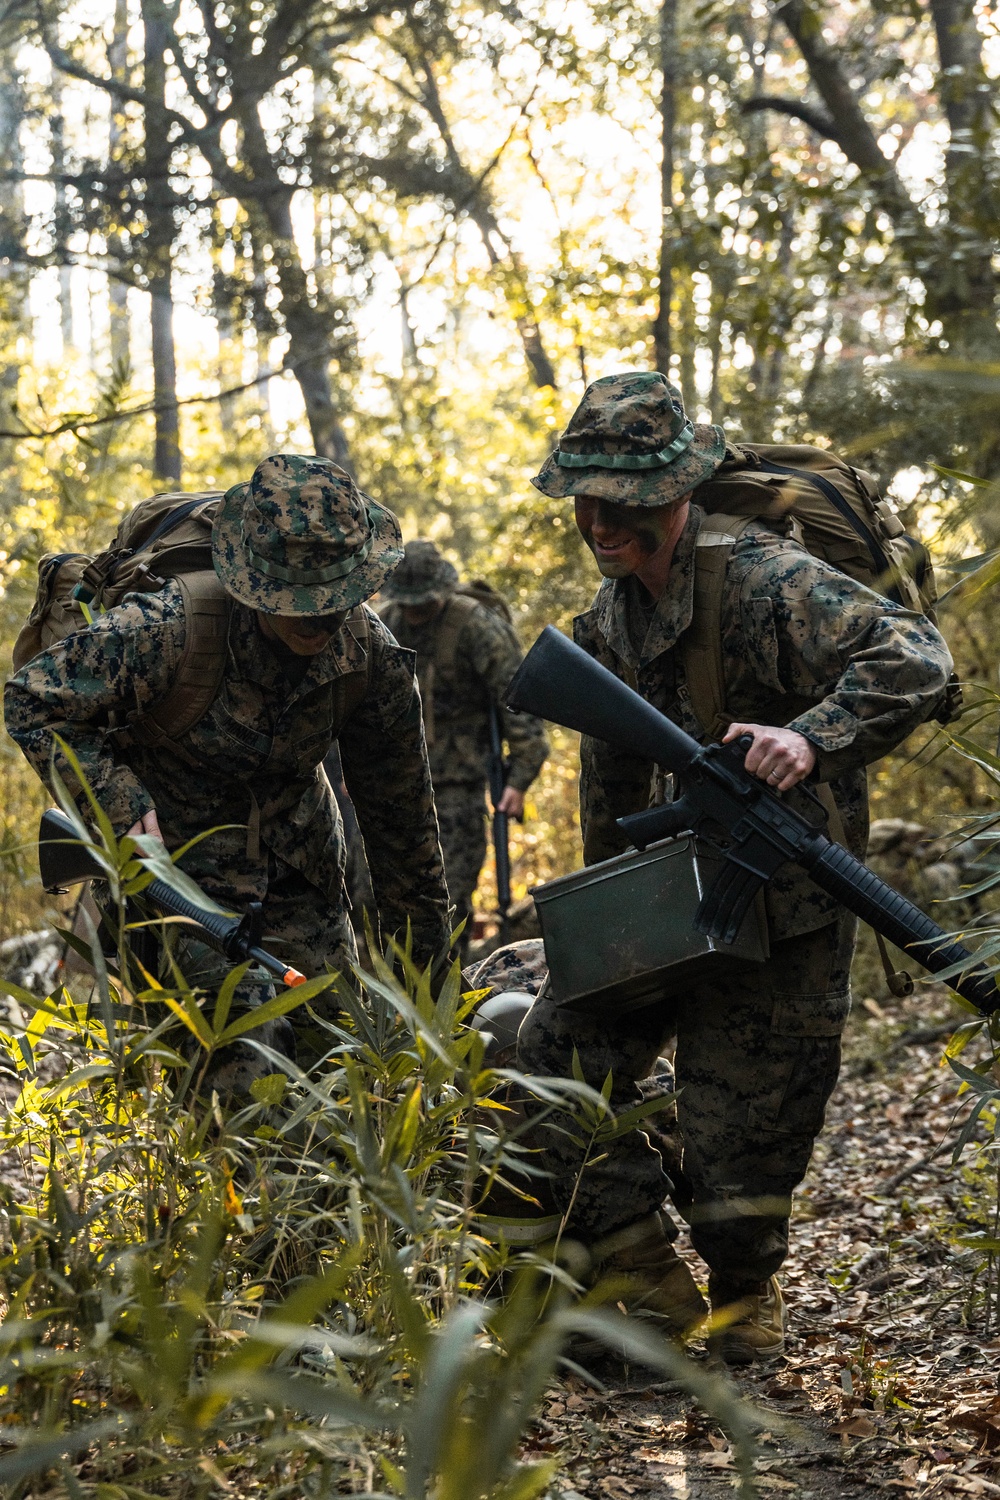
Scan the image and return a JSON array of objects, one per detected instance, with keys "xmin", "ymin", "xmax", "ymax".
[
  {"xmin": 379, "ymin": 542, "xmax": 548, "ymax": 941},
  {"xmin": 5, "ymin": 457, "xmax": 451, "ymax": 1053},
  {"xmin": 522, "ymin": 373, "xmax": 954, "ymax": 1292}
]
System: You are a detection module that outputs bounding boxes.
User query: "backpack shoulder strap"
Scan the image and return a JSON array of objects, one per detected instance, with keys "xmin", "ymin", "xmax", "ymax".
[
  {"xmin": 434, "ymin": 592, "xmax": 481, "ymax": 678},
  {"xmin": 679, "ymin": 515, "xmax": 750, "ymax": 740},
  {"xmin": 130, "ymin": 572, "xmax": 233, "ymax": 747},
  {"xmin": 339, "ymin": 605, "xmax": 372, "ymax": 722}
]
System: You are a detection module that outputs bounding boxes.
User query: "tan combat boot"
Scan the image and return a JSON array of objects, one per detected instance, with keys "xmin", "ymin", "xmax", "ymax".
[
  {"xmin": 707, "ymin": 1274, "xmax": 786, "ymax": 1365},
  {"xmin": 590, "ymin": 1211, "xmax": 708, "ymax": 1336}
]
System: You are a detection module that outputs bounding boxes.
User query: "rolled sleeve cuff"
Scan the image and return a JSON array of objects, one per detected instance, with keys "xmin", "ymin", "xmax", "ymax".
[
  {"xmin": 96, "ymin": 769, "xmax": 154, "ymax": 838},
  {"xmin": 787, "ymin": 701, "xmax": 859, "ymax": 753}
]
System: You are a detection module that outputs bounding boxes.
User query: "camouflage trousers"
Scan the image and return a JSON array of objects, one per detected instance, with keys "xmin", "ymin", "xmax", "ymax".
[
  {"xmin": 516, "ymin": 916, "xmax": 856, "ymax": 1289},
  {"xmin": 160, "ymin": 857, "xmax": 357, "ymax": 1089},
  {"xmin": 434, "ymin": 783, "xmax": 488, "ymax": 949}
]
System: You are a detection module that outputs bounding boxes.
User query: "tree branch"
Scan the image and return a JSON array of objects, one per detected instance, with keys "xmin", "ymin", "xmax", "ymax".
[
  {"xmin": 740, "ymin": 94, "xmax": 845, "ymax": 149},
  {"xmin": 774, "ymin": 0, "xmax": 918, "ymax": 227},
  {"xmin": 0, "ymin": 364, "xmax": 297, "ymax": 441}
]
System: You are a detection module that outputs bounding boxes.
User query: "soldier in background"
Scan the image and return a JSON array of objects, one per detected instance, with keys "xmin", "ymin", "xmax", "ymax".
[{"xmin": 379, "ymin": 542, "xmax": 549, "ymax": 954}]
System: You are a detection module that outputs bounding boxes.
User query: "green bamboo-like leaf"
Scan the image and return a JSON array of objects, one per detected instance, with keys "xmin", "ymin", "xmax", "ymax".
[
  {"xmin": 596, "ymin": 1091, "xmax": 678, "ymax": 1139},
  {"xmin": 191, "ymin": 1250, "xmax": 365, "ymax": 1426},
  {"xmin": 930, "ymin": 463, "xmax": 993, "ymax": 488},
  {"xmin": 249, "ymin": 1072, "xmax": 287, "ymax": 1106},
  {"xmin": 163, "ymin": 994, "xmax": 215, "ymax": 1049},
  {"xmin": 0, "ymin": 1417, "xmax": 131, "ymax": 1483},
  {"xmin": 213, "ymin": 1369, "xmax": 398, "ymax": 1431},
  {"xmin": 948, "ymin": 1056, "xmax": 1000, "ymax": 1093},
  {"xmin": 128, "ymin": 834, "xmax": 234, "ymax": 914},
  {"xmin": 489, "ymin": 1459, "xmax": 560, "ymax": 1500},
  {"xmin": 405, "ymin": 1302, "xmax": 488, "ymax": 1500},
  {"xmin": 46, "ymin": 1063, "xmax": 116, "ymax": 1098},
  {"xmin": 212, "ymin": 961, "xmax": 249, "ymax": 1037},
  {"xmin": 216, "ymin": 975, "xmax": 332, "ymax": 1044},
  {"xmin": 50, "ymin": 737, "xmax": 117, "ymax": 854},
  {"xmin": 945, "ymin": 1021, "xmax": 984, "ymax": 1059}
]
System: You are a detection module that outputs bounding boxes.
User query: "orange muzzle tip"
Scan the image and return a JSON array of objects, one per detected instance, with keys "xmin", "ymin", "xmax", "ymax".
[{"xmin": 283, "ymin": 967, "xmax": 307, "ymax": 987}]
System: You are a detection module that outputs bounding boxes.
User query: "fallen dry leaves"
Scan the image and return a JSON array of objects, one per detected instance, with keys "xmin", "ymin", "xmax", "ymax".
[{"xmin": 533, "ymin": 980, "xmax": 1000, "ymax": 1499}]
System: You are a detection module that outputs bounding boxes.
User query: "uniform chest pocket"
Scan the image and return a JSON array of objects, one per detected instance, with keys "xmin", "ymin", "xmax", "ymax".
[{"xmin": 198, "ymin": 697, "xmax": 274, "ymax": 764}]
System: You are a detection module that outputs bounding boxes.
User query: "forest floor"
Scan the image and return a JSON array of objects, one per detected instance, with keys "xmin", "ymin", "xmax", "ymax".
[
  {"xmin": 532, "ymin": 982, "xmax": 1000, "ymax": 1500},
  {"xmin": 2, "ymin": 962, "xmax": 998, "ymax": 1498}
]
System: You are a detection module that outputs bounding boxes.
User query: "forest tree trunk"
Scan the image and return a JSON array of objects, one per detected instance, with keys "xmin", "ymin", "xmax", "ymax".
[
  {"xmin": 0, "ymin": 57, "xmax": 26, "ymax": 502},
  {"xmin": 108, "ymin": 0, "xmax": 130, "ymax": 373},
  {"xmin": 652, "ymin": 0, "xmax": 677, "ymax": 376},
  {"xmin": 142, "ymin": 0, "xmax": 181, "ymax": 481},
  {"xmin": 236, "ymin": 105, "xmax": 351, "ymax": 468}
]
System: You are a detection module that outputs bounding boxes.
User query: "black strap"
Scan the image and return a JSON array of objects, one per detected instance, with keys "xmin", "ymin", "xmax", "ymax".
[
  {"xmin": 139, "ymin": 494, "xmax": 218, "ymax": 551},
  {"xmin": 754, "ymin": 459, "xmax": 892, "ymax": 578}
]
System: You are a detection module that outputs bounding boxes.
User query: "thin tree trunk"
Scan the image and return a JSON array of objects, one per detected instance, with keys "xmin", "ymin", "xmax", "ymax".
[
  {"xmin": 678, "ymin": 273, "xmax": 697, "ymax": 415},
  {"xmin": 142, "ymin": 0, "xmax": 181, "ymax": 481},
  {"xmin": 0, "ymin": 56, "xmax": 26, "ymax": 501},
  {"xmin": 652, "ymin": 0, "xmax": 676, "ymax": 375},
  {"xmin": 50, "ymin": 80, "xmax": 73, "ymax": 350},
  {"xmin": 108, "ymin": 0, "xmax": 130, "ymax": 373},
  {"xmin": 407, "ymin": 49, "xmax": 557, "ymax": 389},
  {"xmin": 237, "ymin": 104, "xmax": 351, "ymax": 468}
]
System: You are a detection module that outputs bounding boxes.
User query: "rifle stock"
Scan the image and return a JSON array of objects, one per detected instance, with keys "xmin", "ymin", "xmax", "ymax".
[
  {"xmin": 38, "ymin": 808, "xmax": 306, "ymax": 987},
  {"xmin": 507, "ymin": 627, "xmax": 999, "ymax": 1015}
]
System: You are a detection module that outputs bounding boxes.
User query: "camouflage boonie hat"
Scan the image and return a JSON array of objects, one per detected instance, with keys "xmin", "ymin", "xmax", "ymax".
[
  {"xmin": 532, "ymin": 371, "xmax": 726, "ymax": 507},
  {"xmin": 381, "ymin": 540, "xmax": 459, "ymax": 605},
  {"xmin": 212, "ymin": 454, "xmax": 403, "ymax": 615}
]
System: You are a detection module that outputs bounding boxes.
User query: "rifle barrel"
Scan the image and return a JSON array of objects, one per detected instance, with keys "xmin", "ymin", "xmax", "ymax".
[{"xmin": 38, "ymin": 808, "xmax": 306, "ymax": 988}]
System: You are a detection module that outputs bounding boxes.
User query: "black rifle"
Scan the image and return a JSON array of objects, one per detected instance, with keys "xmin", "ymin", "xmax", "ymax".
[
  {"xmin": 487, "ymin": 702, "xmax": 512, "ymax": 933},
  {"xmin": 38, "ymin": 807, "xmax": 306, "ymax": 988},
  {"xmin": 506, "ymin": 627, "xmax": 999, "ymax": 1015}
]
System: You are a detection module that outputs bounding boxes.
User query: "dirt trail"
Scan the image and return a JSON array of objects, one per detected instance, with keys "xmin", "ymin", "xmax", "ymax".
[{"xmin": 535, "ymin": 986, "xmax": 1000, "ymax": 1499}]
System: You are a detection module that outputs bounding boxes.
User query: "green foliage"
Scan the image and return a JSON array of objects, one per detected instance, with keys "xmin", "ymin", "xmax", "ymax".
[{"xmin": 0, "ymin": 811, "xmax": 761, "ymax": 1496}]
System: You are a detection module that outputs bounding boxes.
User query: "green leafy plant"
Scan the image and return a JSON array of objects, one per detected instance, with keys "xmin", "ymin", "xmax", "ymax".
[{"xmin": 0, "ymin": 783, "xmax": 763, "ymax": 1496}]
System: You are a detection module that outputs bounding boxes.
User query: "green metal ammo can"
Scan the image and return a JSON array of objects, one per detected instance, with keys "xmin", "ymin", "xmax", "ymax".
[{"xmin": 532, "ymin": 835, "xmax": 769, "ymax": 1014}]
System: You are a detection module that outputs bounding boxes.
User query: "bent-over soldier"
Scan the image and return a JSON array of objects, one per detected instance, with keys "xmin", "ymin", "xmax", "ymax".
[
  {"xmin": 5, "ymin": 455, "xmax": 451, "ymax": 1059},
  {"xmin": 379, "ymin": 541, "xmax": 548, "ymax": 951},
  {"xmin": 520, "ymin": 373, "xmax": 953, "ymax": 1363}
]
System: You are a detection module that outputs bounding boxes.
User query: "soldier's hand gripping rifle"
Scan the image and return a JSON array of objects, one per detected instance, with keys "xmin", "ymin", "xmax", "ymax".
[
  {"xmin": 487, "ymin": 701, "xmax": 512, "ymax": 936},
  {"xmin": 506, "ymin": 627, "xmax": 999, "ymax": 1015},
  {"xmin": 38, "ymin": 807, "xmax": 307, "ymax": 988}
]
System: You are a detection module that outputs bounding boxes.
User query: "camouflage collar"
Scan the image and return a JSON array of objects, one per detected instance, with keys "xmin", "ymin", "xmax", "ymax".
[
  {"xmin": 232, "ymin": 603, "xmax": 369, "ymax": 705},
  {"xmin": 590, "ymin": 504, "xmax": 703, "ymax": 668}
]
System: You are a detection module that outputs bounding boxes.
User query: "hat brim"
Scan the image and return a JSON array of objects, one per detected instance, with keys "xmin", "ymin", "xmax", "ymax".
[
  {"xmin": 531, "ymin": 423, "xmax": 727, "ymax": 506},
  {"xmin": 212, "ymin": 483, "xmax": 404, "ymax": 615},
  {"xmin": 383, "ymin": 585, "xmax": 451, "ymax": 606}
]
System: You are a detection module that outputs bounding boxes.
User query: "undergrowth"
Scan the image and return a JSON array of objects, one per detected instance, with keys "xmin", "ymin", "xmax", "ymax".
[{"xmin": 0, "ymin": 778, "xmax": 760, "ymax": 1497}]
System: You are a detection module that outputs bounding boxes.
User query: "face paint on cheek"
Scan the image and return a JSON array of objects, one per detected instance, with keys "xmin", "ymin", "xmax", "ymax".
[{"xmin": 631, "ymin": 525, "xmax": 663, "ymax": 556}]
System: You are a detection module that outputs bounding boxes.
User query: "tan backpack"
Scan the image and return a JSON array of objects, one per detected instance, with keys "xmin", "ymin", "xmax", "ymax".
[
  {"xmin": 13, "ymin": 490, "xmax": 371, "ymax": 748},
  {"xmin": 680, "ymin": 443, "xmax": 958, "ymax": 738}
]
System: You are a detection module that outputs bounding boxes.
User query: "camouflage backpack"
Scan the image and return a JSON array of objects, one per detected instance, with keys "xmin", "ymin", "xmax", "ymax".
[
  {"xmin": 12, "ymin": 490, "xmax": 370, "ymax": 748},
  {"xmin": 681, "ymin": 443, "xmax": 959, "ymax": 738}
]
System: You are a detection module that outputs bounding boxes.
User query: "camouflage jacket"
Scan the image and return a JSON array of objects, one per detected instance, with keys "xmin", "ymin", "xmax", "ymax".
[
  {"xmin": 4, "ymin": 583, "xmax": 452, "ymax": 963},
  {"xmin": 379, "ymin": 595, "xmax": 549, "ymax": 792},
  {"xmin": 576, "ymin": 504, "xmax": 954, "ymax": 940}
]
